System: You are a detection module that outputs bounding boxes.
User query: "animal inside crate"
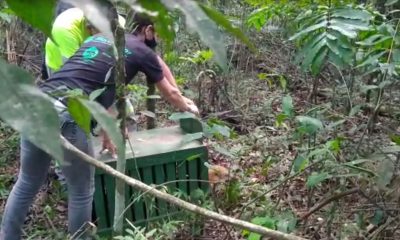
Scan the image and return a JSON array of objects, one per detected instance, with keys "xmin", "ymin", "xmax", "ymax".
[{"xmin": 92, "ymin": 118, "xmax": 209, "ymax": 235}]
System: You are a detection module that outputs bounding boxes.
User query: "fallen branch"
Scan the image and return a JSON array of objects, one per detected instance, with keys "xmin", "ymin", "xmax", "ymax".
[
  {"xmin": 60, "ymin": 136, "xmax": 306, "ymax": 240},
  {"xmin": 300, "ymin": 188, "xmax": 359, "ymax": 221}
]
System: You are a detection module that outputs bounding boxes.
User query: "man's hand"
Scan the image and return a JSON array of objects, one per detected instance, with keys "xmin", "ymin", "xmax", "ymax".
[
  {"xmin": 182, "ymin": 96, "xmax": 199, "ymax": 115},
  {"xmin": 188, "ymin": 104, "xmax": 199, "ymax": 115},
  {"xmin": 100, "ymin": 131, "xmax": 117, "ymax": 159},
  {"xmin": 183, "ymin": 96, "xmax": 195, "ymax": 105}
]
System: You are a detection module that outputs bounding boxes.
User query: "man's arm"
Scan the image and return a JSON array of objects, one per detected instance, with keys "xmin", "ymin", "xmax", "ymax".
[
  {"xmin": 157, "ymin": 55, "xmax": 178, "ymax": 88},
  {"xmin": 156, "ymin": 55, "xmax": 197, "ymax": 106},
  {"xmin": 155, "ymin": 77, "xmax": 198, "ymax": 114}
]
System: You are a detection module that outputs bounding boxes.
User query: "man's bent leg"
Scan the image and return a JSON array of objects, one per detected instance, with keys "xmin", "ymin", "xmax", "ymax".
[{"xmin": 0, "ymin": 138, "xmax": 51, "ymax": 240}]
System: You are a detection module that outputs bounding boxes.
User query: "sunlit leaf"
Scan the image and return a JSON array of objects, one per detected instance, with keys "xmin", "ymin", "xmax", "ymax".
[
  {"xmin": 356, "ymin": 35, "xmax": 391, "ymax": 46},
  {"xmin": 251, "ymin": 216, "xmax": 276, "ymax": 229},
  {"xmin": 248, "ymin": 232, "xmax": 261, "ymax": 240},
  {"xmin": 328, "ymin": 25, "xmax": 357, "ymax": 39},
  {"xmin": 289, "ymin": 21, "xmax": 327, "ymax": 41},
  {"xmin": 0, "ymin": 59, "xmax": 62, "ymax": 160},
  {"xmin": 181, "ymin": 132, "xmax": 203, "ymax": 144},
  {"xmin": 306, "ymin": 172, "xmax": 330, "ymax": 188},
  {"xmin": 311, "ymin": 47, "xmax": 329, "ymax": 75},
  {"xmin": 169, "ymin": 112, "xmax": 196, "ymax": 121},
  {"xmin": 331, "ymin": 8, "xmax": 372, "ymax": 21},
  {"xmin": 89, "ymin": 87, "xmax": 106, "ymax": 101},
  {"xmin": 282, "ymin": 95, "xmax": 294, "ymax": 117},
  {"xmin": 67, "ymin": 98, "xmax": 91, "ymax": 135},
  {"xmin": 302, "ymin": 39, "xmax": 327, "ymax": 71},
  {"xmin": 296, "ymin": 116, "xmax": 323, "ymax": 134},
  {"xmin": 357, "ymin": 51, "xmax": 386, "ymax": 68},
  {"xmin": 6, "ymin": 0, "xmax": 56, "ymax": 37},
  {"xmin": 293, "ymin": 155, "xmax": 308, "ymax": 172}
]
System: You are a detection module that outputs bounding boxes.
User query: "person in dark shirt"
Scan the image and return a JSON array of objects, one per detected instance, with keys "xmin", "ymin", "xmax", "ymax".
[{"xmin": 0, "ymin": 15, "xmax": 198, "ymax": 240}]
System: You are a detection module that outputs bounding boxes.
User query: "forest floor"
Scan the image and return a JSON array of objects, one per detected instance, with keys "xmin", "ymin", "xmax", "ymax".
[{"xmin": 1, "ymin": 77, "xmax": 398, "ymax": 240}]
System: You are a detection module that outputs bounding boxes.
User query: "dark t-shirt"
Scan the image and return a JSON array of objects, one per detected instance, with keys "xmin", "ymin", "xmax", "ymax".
[{"xmin": 40, "ymin": 34, "xmax": 163, "ymax": 108}]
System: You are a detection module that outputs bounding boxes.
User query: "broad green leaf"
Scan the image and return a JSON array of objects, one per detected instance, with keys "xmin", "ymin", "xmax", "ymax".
[
  {"xmin": 276, "ymin": 218, "xmax": 297, "ymax": 233},
  {"xmin": 199, "ymin": 3, "xmax": 256, "ymax": 52},
  {"xmin": 360, "ymin": 85, "xmax": 379, "ymax": 94},
  {"xmin": 248, "ymin": 232, "xmax": 261, "ymax": 240},
  {"xmin": 328, "ymin": 25, "xmax": 357, "ymax": 39},
  {"xmin": 385, "ymin": 0, "xmax": 399, "ymax": 6},
  {"xmin": 211, "ymin": 124, "xmax": 231, "ymax": 138},
  {"xmin": 5, "ymin": 0, "xmax": 56, "ymax": 37},
  {"xmin": 181, "ymin": 132, "xmax": 203, "ymax": 144},
  {"xmin": 311, "ymin": 47, "xmax": 328, "ymax": 75},
  {"xmin": 251, "ymin": 216, "xmax": 276, "ymax": 229},
  {"xmin": 306, "ymin": 172, "xmax": 330, "ymax": 188},
  {"xmin": 376, "ymin": 158, "xmax": 394, "ymax": 188},
  {"xmin": 327, "ymin": 49, "xmax": 346, "ymax": 68},
  {"xmin": 289, "ymin": 21, "xmax": 327, "ymax": 41},
  {"xmin": 357, "ymin": 51, "xmax": 386, "ymax": 68},
  {"xmin": 282, "ymin": 95, "xmax": 294, "ymax": 117},
  {"xmin": 214, "ymin": 145, "xmax": 235, "ymax": 158},
  {"xmin": 79, "ymin": 99, "xmax": 124, "ymax": 157},
  {"xmin": 0, "ymin": 59, "xmax": 62, "ymax": 161},
  {"xmin": 169, "ymin": 112, "xmax": 196, "ymax": 121},
  {"xmin": 330, "ymin": 18, "xmax": 369, "ymax": 31},
  {"xmin": 392, "ymin": 49, "xmax": 400, "ymax": 62},
  {"xmin": 326, "ymin": 39, "xmax": 342, "ymax": 56},
  {"xmin": 160, "ymin": 0, "xmax": 227, "ymax": 69},
  {"xmin": 293, "ymin": 155, "xmax": 308, "ymax": 172},
  {"xmin": 331, "ymin": 9, "xmax": 372, "ymax": 21},
  {"xmin": 89, "ymin": 87, "xmax": 106, "ymax": 101},
  {"xmin": 67, "ymin": 98, "xmax": 91, "ymax": 135},
  {"xmin": 302, "ymin": 39, "xmax": 327, "ymax": 71},
  {"xmin": 296, "ymin": 116, "xmax": 323, "ymax": 134},
  {"xmin": 295, "ymin": 32, "xmax": 326, "ymax": 63},
  {"xmin": 349, "ymin": 105, "xmax": 362, "ymax": 116},
  {"xmin": 356, "ymin": 35, "xmax": 391, "ymax": 46},
  {"xmin": 326, "ymin": 138, "xmax": 341, "ymax": 153}
]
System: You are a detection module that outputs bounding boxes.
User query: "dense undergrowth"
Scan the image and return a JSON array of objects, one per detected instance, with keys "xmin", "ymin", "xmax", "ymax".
[{"xmin": 1, "ymin": 0, "xmax": 400, "ymax": 239}]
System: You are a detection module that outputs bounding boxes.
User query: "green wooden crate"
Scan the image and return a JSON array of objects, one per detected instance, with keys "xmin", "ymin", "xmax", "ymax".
[{"xmin": 92, "ymin": 118, "xmax": 208, "ymax": 235}]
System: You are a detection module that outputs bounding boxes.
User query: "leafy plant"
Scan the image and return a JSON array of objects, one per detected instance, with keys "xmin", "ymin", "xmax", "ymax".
[
  {"xmin": 114, "ymin": 219, "xmax": 161, "ymax": 240},
  {"xmin": 290, "ymin": 5, "xmax": 374, "ymax": 75}
]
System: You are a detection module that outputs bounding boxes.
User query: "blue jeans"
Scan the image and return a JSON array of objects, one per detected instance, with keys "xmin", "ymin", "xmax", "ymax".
[{"xmin": 0, "ymin": 111, "xmax": 95, "ymax": 239}]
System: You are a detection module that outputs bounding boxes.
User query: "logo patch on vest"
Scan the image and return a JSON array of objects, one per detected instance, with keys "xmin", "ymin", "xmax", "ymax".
[{"xmin": 82, "ymin": 46, "xmax": 99, "ymax": 63}]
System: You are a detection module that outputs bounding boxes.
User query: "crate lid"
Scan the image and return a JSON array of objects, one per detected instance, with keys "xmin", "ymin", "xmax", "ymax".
[{"xmin": 93, "ymin": 119, "xmax": 204, "ymax": 162}]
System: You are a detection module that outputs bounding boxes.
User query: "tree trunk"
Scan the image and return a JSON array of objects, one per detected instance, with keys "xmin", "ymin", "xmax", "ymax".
[{"xmin": 109, "ymin": 4, "xmax": 127, "ymax": 236}]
